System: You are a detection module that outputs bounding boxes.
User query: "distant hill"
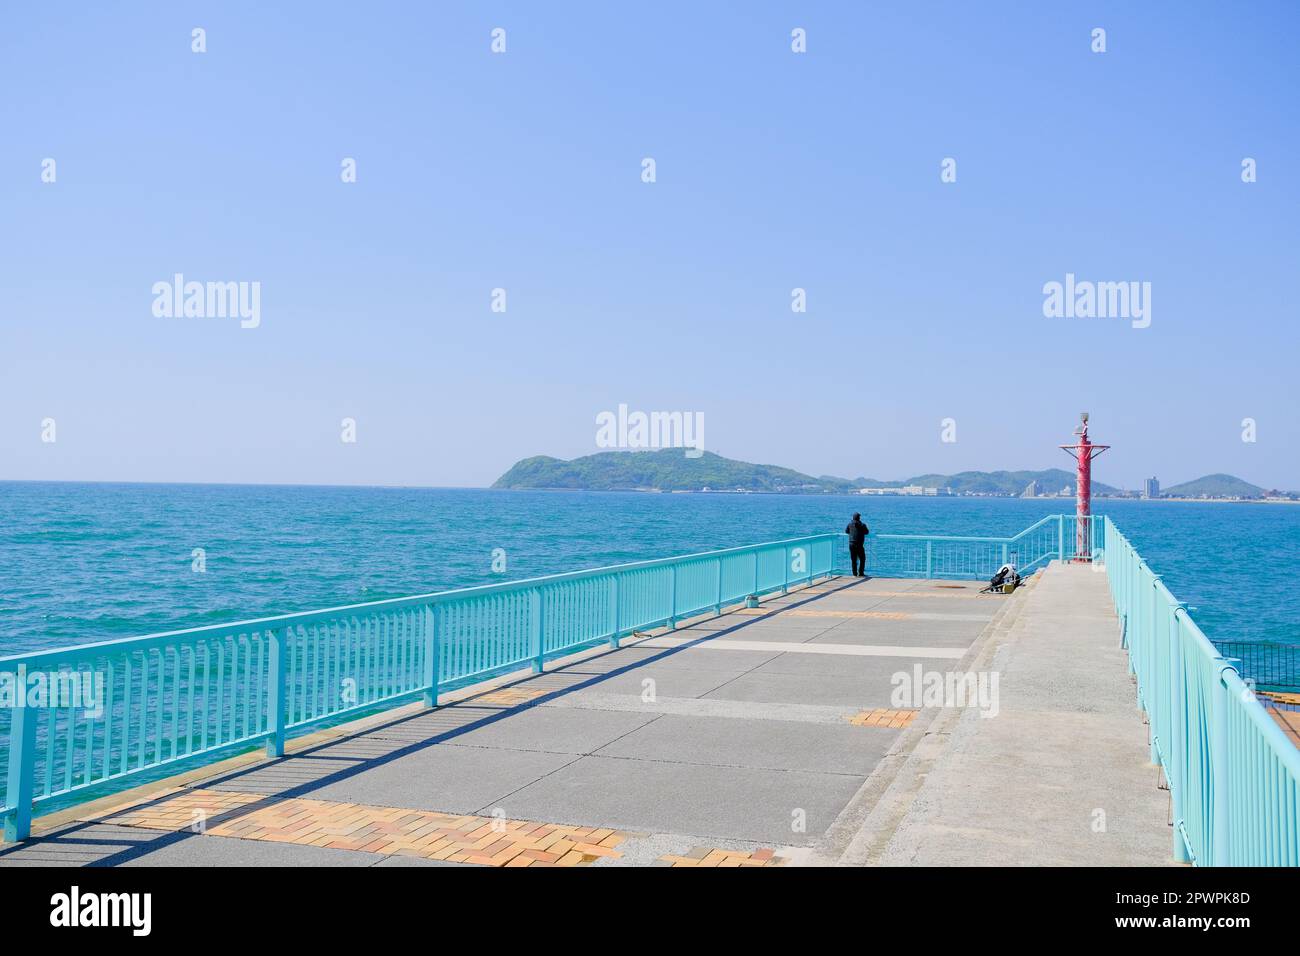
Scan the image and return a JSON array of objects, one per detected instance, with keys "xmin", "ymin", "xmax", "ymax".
[
  {"xmin": 1161, "ymin": 474, "xmax": 1266, "ymax": 499},
  {"xmin": 492, "ymin": 450, "xmax": 856, "ymax": 493},
  {"xmin": 887, "ymin": 468, "xmax": 1119, "ymax": 497},
  {"xmin": 492, "ymin": 452, "xmax": 1119, "ymax": 496},
  {"xmin": 854, "ymin": 468, "xmax": 1117, "ymax": 496}
]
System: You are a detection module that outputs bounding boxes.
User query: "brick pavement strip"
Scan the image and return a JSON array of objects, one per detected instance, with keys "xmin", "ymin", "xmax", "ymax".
[
  {"xmin": 92, "ymin": 787, "xmax": 630, "ymax": 867},
  {"xmin": 846, "ymin": 708, "xmax": 919, "ymax": 729},
  {"xmin": 659, "ymin": 847, "xmax": 786, "ymax": 867}
]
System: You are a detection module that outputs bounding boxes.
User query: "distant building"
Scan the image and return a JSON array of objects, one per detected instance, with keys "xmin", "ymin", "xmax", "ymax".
[
  {"xmin": 1022, "ymin": 480, "xmax": 1040, "ymax": 498},
  {"xmin": 1143, "ymin": 477, "xmax": 1160, "ymax": 499},
  {"xmin": 857, "ymin": 485, "xmax": 944, "ymax": 497},
  {"xmin": 1060, "ymin": 485, "xmax": 1072, "ymax": 497}
]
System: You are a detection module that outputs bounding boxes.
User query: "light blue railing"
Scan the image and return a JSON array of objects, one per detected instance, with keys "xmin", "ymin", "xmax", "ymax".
[
  {"xmin": 0, "ymin": 533, "xmax": 836, "ymax": 841},
  {"xmin": 868, "ymin": 513, "xmax": 1104, "ymax": 579},
  {"xmin": 1105, "ymin": 517, "xmax": 1299, "ymax": 866}
]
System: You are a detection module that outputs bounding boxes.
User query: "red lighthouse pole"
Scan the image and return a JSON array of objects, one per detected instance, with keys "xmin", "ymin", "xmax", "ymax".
[{"xmin": 1059, "ymin": 413, "xmax": 1109, "ymax": 560}]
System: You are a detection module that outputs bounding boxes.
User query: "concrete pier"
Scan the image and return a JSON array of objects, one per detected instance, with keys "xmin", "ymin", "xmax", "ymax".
[
  {"xmin": 0, "ymin": 563, "xmax": 1172, "ymax": 867},
  {"xmin": 837, "ymin": 561, "xmax": 1172, "ymax": 866}
]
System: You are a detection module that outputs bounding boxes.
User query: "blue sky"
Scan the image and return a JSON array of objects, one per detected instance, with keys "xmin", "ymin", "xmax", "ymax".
[{"xmin": 3, "ymin": 1, "xmax": 1297, "ymax": 490}]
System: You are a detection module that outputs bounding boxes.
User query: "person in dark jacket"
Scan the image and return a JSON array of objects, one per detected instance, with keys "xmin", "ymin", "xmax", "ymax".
[{"xmin": 845, "ymin": 513, "xmax": 869, "ymax": 577}]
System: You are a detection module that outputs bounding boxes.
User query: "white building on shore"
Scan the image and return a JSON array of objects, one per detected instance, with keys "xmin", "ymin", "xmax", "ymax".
[{"xmin": 858, "ymin": 485, "xmax": 951, "ymax": 497}]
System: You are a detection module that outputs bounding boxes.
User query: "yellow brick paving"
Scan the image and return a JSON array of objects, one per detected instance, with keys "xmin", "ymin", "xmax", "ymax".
[
  {"xmin": 91, "ymin": 788, "xmax": 263, "ymax": 830},
  {"xmin": 847, "ymin": 708, "xmax": 919, "ymax": 729},
  {"xmin": 659, "ymin": 847, "xmax": 786, "ymax": 867},
  {"xmin": 97, "ymin": 787, "xmax": 630, "ymax": 867},
  {"xmin": 472, "ymin": 686, "xmax": 550, "ymax": 707}
]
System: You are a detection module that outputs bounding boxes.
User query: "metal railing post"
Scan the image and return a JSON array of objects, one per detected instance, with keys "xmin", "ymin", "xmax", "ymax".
[
  {"xmin": 609, "ymin": 575, "xmax": 621, "ymax": 647},
  {"xmin": 1057, "ymin": 515, "xmax": 1064, "ymax": 561},
  {"xmin": 3, "ymin": 703, "xmax": 39, "ymax": 842},
  {"xmin": 266, "ymin": 626, "xmax": 287, "ymax": 757},
  {"xmin": 714, "ymin": 557, "xmax": 723, "ymax": 614},
  {"xmin": 1148, "ymin": 575, "xmax": 1162, "ymax": 764},
  {"xmin": 531, "ymin": 589, "xmax": 545, "ymax": 670},
  {"xmin": 925, "ymin": 541, "xmax": 932, "ymax": 579},
  {"xmin": 782, "ymin": 547, "xmax": 789, "ymax": 594},
  {"xmin": 1125, "ymin": 559, "xmax": 1137, "ymax": 672},
  {"xmin": 422, "ymin": 603, "xmax": 441, "ymax": 707},
  {"xmin": 1169, "ymin": 603, "xmax": 1190, "ymax": 863},
  {"xmin": 669, "ymin": 563, "xmax": 678, "ymax": 630},
  {"xmin": 1211, "ymin": 658, "xmax": 1239, "ymax": 866}
]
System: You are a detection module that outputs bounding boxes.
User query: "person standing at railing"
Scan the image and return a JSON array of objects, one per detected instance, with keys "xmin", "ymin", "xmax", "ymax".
[{"xmin": 845, "ymin": 513, "xmax": 870, "ymax": 577}]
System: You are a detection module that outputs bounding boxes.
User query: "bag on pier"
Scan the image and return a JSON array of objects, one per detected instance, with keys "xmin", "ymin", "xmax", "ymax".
[{"xmin": 983, "ymin": 563, "xmax": 1021, "ymax": 594}]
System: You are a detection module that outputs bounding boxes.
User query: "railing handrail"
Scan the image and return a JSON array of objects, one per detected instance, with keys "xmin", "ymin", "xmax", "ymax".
[
  {"xmin": 1103, "ymin": 515, "xmax": 1299, "ymax": 866},
  {"xmin": 873, "ymin": 514, "xmax": 1059, "ymax": 545},
  {"xmin": 0, "ymin": 532, "xmax": 840, "ymax": 669},
  {"xmin": 1223, "ymin": 670, "xmax": 1300, "ymax": 777},
  {"xmin": 1212, "ymin": 638, "xmax": 1300, "ymax": 650}
]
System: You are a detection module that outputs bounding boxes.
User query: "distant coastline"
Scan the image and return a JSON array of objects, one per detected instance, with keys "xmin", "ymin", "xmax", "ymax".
[
  {"xmin": 492, "ymin": 450, "xmax": 1297, "ymax": 502},
  {"xmin": 488, "ymin": 486, "xmax": 1300, "ymax": 503}
]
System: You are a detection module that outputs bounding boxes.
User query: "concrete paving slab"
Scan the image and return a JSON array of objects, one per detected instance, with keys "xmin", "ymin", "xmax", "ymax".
[
  {"xmin": 699, "ymin": 623, "xmax": 841, "ymax": 644},
  {"xmin": 206, "ymin": 755, "xmax": 367, "ymax": 794},
  {"xmin": 563, "ymin": 664, "xmax": 752, "ymax": 700},
  {"xmin": 0, "ymin": 819, "xmax": 388, "ymax": 868},
  {"xmin": 496, "ymin": 754, "xmax": 864, "ymax": 845},
  {"xmin": 644, "ymin": 635, "xmax": 965, "ymax": 660},
  {"xmin": 542, "ymin": 693, "xmax": 858, "ymax": 725},
  {"xmin": 364, "ymin": 705, "xmax": 509, "ymax": 741},
  {"xmin": 306, "ymin": 743, "xmax": 579, "ymax": 815},
  {"xmin": 868, "ymin": 595, "xmax": 1001, "ymax": 616},
  {"xmin": 440, "ymin": 705, "xmax": 659, "ymax": 755},
  {"xmin": 552, "ymin": 647, "xmax": 667, "ymax": 673},
  {"xmin": 751, "ymin": 652, "xmax": 963, "ymax": 682},
  {"xmin": 810, "ymin": 620, "xmax": 983, "ymax": 648},
  {"xmin": 0, "ymin": 823, "xmax": 155, "ymax": 867},
  {"xmin": 594, "ymin": 714, "xmax": 896, "ymax": 775},
  {"xmin": 704, "ymin": 668, "xmax": 928, "ymax": 708},
  {"xmin": 777, "ymin": 594, "xmax": 896, "ymax": 614},
  {"xmin": 119, "ymin": 832, "xmax": 386, "ymax": 867},
  {"xmin": 622, "ymin": 645, "xmax": 786, "ymax": 670}
]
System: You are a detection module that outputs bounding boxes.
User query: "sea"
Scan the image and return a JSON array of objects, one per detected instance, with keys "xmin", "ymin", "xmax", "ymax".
[{"xmin": 1, "ymin": 482, "xmax": 1296, "ymax": 658}]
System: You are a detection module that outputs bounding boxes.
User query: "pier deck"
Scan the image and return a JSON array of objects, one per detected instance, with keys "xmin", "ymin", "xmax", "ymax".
[{"xmin": 0, "ymin": 564, "xmax": 1171, "ymax": 867}]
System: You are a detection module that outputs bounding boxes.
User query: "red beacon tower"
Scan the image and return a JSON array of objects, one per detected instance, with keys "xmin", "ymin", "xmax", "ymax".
[{"xmin": 1059, "ymin": 412, "xmax": 1109, "ymax": 561}]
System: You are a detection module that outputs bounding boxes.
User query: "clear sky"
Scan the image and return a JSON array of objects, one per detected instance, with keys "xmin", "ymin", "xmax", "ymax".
[{"xmin": 3, "ymin": 2, "xmax": 1297, "ymax": 491}]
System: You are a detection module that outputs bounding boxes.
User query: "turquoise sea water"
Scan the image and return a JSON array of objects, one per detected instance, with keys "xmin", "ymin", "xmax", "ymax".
[{"xmin": 1, "ymin": 482, "xmax": 1296, "ymax": 657}]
